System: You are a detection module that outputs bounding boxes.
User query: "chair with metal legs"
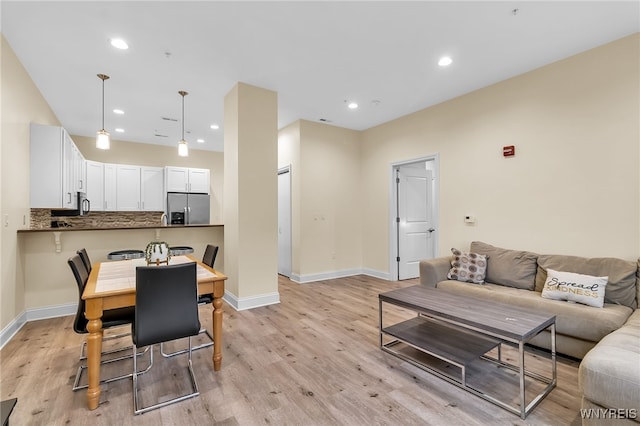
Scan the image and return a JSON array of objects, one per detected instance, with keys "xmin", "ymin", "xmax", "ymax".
[
  {"xmin": 68, "ymin": 255, "xmax": 142, "ymax": 391},
  {"xmin": 160, "ymin": 244, "xmax": 218, "ymax": 358},
  {"xmin": 132, "ymin": 263, "xmax": 201, "ymax": 415}
]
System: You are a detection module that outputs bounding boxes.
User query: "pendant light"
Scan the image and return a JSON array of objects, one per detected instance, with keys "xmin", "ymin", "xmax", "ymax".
[
  {"xmin": 178, "ymin": 90, "xmax": 189, "ymax": 157},
  {"xmin": 96, "ymin": 74, "xmax": 111, "ymax": 150}
]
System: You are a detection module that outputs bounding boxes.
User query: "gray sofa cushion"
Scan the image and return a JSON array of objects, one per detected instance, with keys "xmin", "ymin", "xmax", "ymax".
[
  {"xmin": 535, "ymin": 255, "xmax": 638, "ymax": 309},
  {"xmin": 435, "ymin": 280, "xmax": 632, "ymax": 342},
  {"xmin": 470, "ymin": 241, "xmax": 538, "ymax": 290},
  {"xmin": 579, "ymin": 309, "xmax": 640, "ymax": 417}
]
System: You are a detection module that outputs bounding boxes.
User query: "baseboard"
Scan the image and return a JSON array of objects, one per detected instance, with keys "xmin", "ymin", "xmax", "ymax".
[
  {"xmin": 362, "ymin": 268, "xmax": 392, "ymax": 281},
  {"xmin": 223, "ymin": 290, "xmax": 280, "ymax": 311},
  {"xmin": 0, "ymin": 311, "xmax": 27, "ymax": 350},
  {"xmin": 291, "ymin": 268, "xmax": 391, "ymax": 283},
  {"xmin": 26, "ymin": 303, "xmax": 76, "ymax": 322},
  {"xmin": 1, "ymin": 303, "xmax": 76, "ymax": 350}
]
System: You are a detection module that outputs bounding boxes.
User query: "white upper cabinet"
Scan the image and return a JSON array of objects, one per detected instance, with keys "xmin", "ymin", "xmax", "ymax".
[
  {"xmin": 85, "ymin": 160, "xmax": 104, "ymax": 212},
  {"xmin": 188, "ymin": 168, "xmax": 210, "ymax": 193},
  {"xmin": 74, "ymin": 145, "xmax": 87, "ymax": 194},
  {"xmin": 140, "ymin": 167, "xmax": 164, "ymax": 211},
  {"xmin": 30, "ymin": 123, "xmax": 77, "ymax": 209},
  {"xmin": 165, "ymin": 166, "xmax": 210, "ymax": 194},
  {"xmin": 103, "ymin": 163, "xmax": 117, "ymax": 211},
  {"xmin": 165, "ymin": 167, "xmax": 189, "ymax": 192},
  {"xmin": 115, "ymin": 165, "xmax": 141, "ymax": 211}
]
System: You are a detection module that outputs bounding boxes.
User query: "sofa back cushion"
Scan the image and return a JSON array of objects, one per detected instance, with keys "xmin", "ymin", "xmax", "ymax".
[
  {"xmin": 535, "ymin": 255, "xmax": 638, "ymax": 309},
  {"xmin": 470, "ymin": 241, "xmax": 538, "ymax": 290}
]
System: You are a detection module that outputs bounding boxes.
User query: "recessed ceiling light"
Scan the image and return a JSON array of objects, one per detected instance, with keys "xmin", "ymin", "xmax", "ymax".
[
  {"xmin": 115, "ymin": 128, "xmax": 125, "ymax": 133},
  {"xmin": 347, "ymin": 102, "xmax": 358, "ymax": 109},
  {"xmin": 210, "ymin": 124, "xmax": 220, "ymax": 130},
  {"xmin": 113, "ymin": 109, "xmax": 124, "ymax": 115},
  {"xmin": 110, "ymin": 38, "xmax": 129, "ymax": 50},
  {"xmin": 438, "ymin": 56, "xmax": 453, "ymax": 67},
  {"xmin": 197, "ymin": 139, "xmax": 205, "ymax": 143}
]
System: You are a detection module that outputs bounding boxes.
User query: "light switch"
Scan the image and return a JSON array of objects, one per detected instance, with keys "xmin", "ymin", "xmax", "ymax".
[
  {"xmin": 464, "ymin": 215, "xmax": 476, "ymax": 224},
  {"xmin": 4, "ymin": 214, "xmax": 8, "ymax": 227}
]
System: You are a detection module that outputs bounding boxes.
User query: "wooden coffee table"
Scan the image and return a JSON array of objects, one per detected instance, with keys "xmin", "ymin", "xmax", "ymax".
[{"xmin": 379, "ymin": 285, "xmax": 556, "ymax": 419}]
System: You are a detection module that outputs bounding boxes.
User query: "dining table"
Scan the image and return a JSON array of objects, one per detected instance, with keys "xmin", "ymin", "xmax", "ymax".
[{"xmin": 81, "ymin": 254, "xmax": 227, "ymax": 410}]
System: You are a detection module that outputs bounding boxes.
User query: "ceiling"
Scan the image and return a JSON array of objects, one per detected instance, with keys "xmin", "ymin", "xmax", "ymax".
[{"xmin": 2, "ymin": 1, "xmax": 638, "ymax": 152}]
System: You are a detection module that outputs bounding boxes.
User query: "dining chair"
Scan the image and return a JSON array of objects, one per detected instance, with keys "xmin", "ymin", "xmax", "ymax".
[
  {"xmin": 68, "ymin": 255, "xmax": 140, "ymax": 391},
  {"xmin": 132, "ymin": 262, "xmax": 201, "ymax": 415},
  {"xmin": 160, "ymin": 244, "xmax": 218, "ymax": 358},
  {"xmin": 76, "ymin": 248, "xmax": 92, "ymax": 274}
]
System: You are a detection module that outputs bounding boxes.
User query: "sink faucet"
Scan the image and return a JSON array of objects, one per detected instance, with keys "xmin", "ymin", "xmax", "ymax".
[{"xmin": 160, "ymin": 213, "xmax": 168, "ymax": 226}]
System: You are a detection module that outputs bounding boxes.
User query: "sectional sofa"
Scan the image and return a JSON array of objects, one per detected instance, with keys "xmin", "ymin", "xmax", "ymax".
[{"xmin": 419, "ymin": 241, "xmax": 640, "ymax": 423}]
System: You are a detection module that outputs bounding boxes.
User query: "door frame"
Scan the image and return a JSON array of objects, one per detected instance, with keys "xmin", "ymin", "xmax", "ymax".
[
  {"xmin": 277, "ymin": 165, "xmax": 292, "ymax": 277},
  {"xmin": 388, "ymin": 154, "xmax": 440, "ymax": 281}
]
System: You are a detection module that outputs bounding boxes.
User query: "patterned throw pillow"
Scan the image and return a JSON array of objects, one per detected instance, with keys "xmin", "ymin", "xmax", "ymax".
[
  {"xmin": 541, "ymin": 269, "xmax": 608, "ymax": 308},
  {"xmin": 447, "ymin": 248, "xmax": 487, "ymax": 284}
]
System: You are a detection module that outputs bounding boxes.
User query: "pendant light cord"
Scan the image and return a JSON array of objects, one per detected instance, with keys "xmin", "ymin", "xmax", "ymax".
[{"xmin": 101, "ymin": 77, "xmax": 105, "ymax": 130}]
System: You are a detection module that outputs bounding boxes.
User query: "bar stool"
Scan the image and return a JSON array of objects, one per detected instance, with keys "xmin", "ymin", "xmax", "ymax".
[
  {"xmin": 169, "ymin": 246, "xmax": 194, "ymax": 256},
  {"xmin": 107, "ymin": 249, "xmax": 145, "ymax": 260}
]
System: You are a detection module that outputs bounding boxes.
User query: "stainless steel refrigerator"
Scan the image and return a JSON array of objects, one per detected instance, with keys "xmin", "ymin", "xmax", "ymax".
[{"xmin": 167, "ymin": 192, "xmax": 210, "ymax": 224}]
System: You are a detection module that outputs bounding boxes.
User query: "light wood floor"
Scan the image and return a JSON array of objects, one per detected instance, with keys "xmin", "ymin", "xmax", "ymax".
[{"xmin": 0, "ymin": 275, "xmax": 583, "ymax": 425}]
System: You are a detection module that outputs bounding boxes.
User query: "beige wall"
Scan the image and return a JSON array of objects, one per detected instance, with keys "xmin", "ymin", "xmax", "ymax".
[
  {"xmin": 278, "ymin": 120, "xmax": 363, "ymax": 279},
  {"xmin": 73, "ymin": 136, "xmax": 224, "ymax": 223},
  {"xmin": 277, "ymin": 121, "xmax": 301, "ymax": 275},
  {"xmin": 1, "ymin": 35, "xmax": 60, "ymax": 329},
  {"xmin": 361, "ymin": 34, "xmax": 640, "ymax": 272},
  {"xmin": 224, "ymin": 83, "xmax": 278, "ymax": 301},
  {"xmin": 20, "ymin": 227, "xmax": 223, "ymax": 310}
]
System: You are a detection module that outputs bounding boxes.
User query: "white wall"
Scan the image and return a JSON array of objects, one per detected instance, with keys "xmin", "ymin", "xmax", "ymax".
[{"xmin": 361, "ymin": 34, "xmax": 640, "ymax": 272}]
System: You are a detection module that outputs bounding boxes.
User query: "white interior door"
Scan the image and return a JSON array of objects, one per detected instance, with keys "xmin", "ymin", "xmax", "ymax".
[
  {"xmin": 278, "ymin": 168, "xmax": 292, "ymax": 277},
  {"xmin": 397, "ymin": 164, "xmax": 434, "ymax": 280}
]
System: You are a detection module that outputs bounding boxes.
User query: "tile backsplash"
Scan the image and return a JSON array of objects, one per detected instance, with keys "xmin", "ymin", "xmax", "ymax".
[{"xmin": 30, "ymin": 209, "xmax": 165, "ymax": 229}]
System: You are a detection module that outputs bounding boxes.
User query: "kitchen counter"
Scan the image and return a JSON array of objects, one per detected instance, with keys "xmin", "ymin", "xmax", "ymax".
[{"xmin": 18, "ymin": 224, "xmax": 224, "ymax": 233}]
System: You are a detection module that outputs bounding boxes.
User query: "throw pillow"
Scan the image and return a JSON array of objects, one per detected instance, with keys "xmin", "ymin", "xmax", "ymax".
[
  {"xmin": 470, "ymin": 241, "xmax": 538, "ymax": 290},
  {"xmin": 447, "ymin": 248, "xmax": 487, "ymax": 284},
  {"xmin": 541, "ymin": 269, "xmax": 608, "ymax": 308}
]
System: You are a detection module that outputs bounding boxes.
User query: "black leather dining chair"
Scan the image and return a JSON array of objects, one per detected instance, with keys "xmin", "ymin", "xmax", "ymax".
[
  {"xmin": 161, "ymin": 244, "xmax": 218, "ymax": 358},
  {"xmin": 132, "ymin": 263, "xmax": 201, "ymax": 415},
  {"xmin": 68, "ymin": 254, "xmax": 138, "ymax": 391}
]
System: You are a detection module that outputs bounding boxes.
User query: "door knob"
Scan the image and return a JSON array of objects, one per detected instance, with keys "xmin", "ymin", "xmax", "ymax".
[{"xmin": 428, "ymin": 228, "xmax": 436, "ymax": 233}]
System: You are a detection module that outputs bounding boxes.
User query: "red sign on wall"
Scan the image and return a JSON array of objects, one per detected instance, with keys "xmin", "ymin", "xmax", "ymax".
[{"xmin": 503, "ymin": 145, "xmax": 515, "ymax": 157}]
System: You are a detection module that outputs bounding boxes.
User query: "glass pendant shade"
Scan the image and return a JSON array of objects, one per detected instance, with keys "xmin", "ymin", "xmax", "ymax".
[
  {"xmin": 178, "ymin": 139, "xmax": 189, "ymax": 157},
  {"xmin": 96, "ymin": 129, "xmax": 111, "ymax": 150}
]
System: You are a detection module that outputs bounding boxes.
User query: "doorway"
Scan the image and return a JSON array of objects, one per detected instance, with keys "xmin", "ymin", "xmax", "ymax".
[
  {"xmin": 390, "ymin": 155, "xmax": 439, "ymax": 280},
  {"xmin": 278, "ymin": 166, "xmax": 292, "ymax": 277}
]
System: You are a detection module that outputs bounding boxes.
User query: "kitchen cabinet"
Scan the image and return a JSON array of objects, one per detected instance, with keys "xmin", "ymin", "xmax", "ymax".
[
  {"xmin": 103, "ymin": 163, "xmax": 117, "ymax": 211},
  {"xmin": 140, "ymin": 167, "xmax": 164, "ymax": 211},
  {"xmin": 165, "ymin": 166, "xmax": 210, "ymax": 194},
  {"xmin": 30, "ymin": 123, "xmax": 77, "ymax": 209},
  {"xmin": 85, "ymin": 160, "xmax": 104, "ymax": 211},
  {"xmin": 73, "ymin": 145, "xmax": 87, "ymax": 194},
  {"xmin": 86, "ymin": 164, "xmax": 165, "ymax": 212},
  {"xmin": 115, "ymin": 165, "xmax": 141, "ymax": 211}
]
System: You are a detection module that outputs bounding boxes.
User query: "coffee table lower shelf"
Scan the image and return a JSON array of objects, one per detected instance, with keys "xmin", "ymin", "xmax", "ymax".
[{"xmin": 380, "ymin": 315, "xmax": 556, "ymax": 419}]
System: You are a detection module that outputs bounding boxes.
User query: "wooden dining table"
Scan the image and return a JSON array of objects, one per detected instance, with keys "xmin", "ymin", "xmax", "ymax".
[{"xmin": 81, "ymin": 255, "xmax": 227, "ymax": 410}]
